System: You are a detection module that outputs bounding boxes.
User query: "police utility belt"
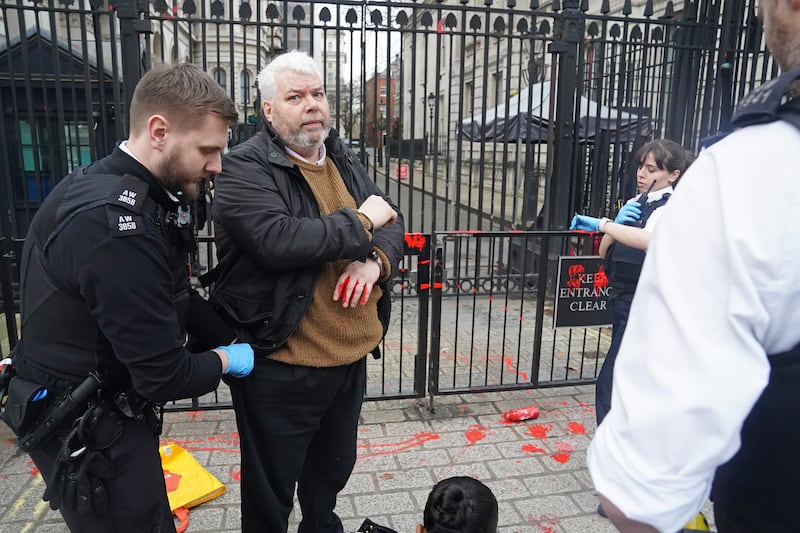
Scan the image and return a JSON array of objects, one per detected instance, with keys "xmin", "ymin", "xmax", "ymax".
[{"xmin": 0, "ymin": 365, "xmax": 161, "ymax": 453}]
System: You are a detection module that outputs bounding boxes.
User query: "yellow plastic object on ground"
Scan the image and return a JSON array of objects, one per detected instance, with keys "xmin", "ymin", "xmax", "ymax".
[
  {"xmin": 160, "ymin": 442, "xmax": 226, "ymax": 533},
  {"xmin": 682, "ymin": 511, "xmax": 711, "ymax": 532}
]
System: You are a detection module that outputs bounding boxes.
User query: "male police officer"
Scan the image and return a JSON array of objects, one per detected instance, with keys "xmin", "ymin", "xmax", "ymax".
[
  {"xmin": 7, "ymin": 64, "xmax": 254, "ymax": 532},
  {"xmin": 587, "ymin": 0, "xmax": 800, "ymax": 531}
]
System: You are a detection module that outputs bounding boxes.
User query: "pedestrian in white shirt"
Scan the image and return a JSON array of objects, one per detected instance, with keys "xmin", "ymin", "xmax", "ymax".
[{"xmin": 586, "ymin": 0, "xmax": 800, "ymax": 530}]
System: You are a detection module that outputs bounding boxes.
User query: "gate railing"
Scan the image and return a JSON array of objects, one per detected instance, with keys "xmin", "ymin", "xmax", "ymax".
[
  {"xmin": 0, "ymin": 230, "xmax": 608, "ymax": 408},
  {"xmin": 428, "ymin": 230, "xmax": 606, "ymax": 398}
]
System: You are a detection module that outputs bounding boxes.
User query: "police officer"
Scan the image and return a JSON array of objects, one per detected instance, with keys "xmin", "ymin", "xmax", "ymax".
[
  {"xmin": 570, "ymin": 139, "xmax": 694, "ymax": 426},
  {"xmin": 586, "ymin": 0, "xmax": 800, "ymax": 530},
  {"xmin": 9, "ymin": 64, "xmax": 254, "ymax": 533}
]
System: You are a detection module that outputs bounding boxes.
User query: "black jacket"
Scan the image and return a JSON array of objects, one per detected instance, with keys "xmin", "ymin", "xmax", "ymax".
[
  {"xmin": 16, "ymin": 149, "xmax": 223, "ymax": 402},
  {"xmin": 211, "ymin": 127, "xmax": 405, "ymax": 354}
]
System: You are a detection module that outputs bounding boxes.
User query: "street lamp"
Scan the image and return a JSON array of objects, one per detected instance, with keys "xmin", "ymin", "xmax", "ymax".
[{"xmin": 427, "ymin": 92, "xmax": 436, "ymax": 154}]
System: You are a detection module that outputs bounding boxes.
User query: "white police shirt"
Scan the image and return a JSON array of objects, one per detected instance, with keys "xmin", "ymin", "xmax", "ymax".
[{"xmin": 587, "ymin": 120, "xmax": 800, "ymax": 532}]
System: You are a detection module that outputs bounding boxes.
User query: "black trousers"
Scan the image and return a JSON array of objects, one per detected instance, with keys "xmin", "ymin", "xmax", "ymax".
[
  {"xmin": 227, "ymin": 356, "xmax": 366, "ymax": 533},
  {"xmin": 30, "ymin": 417, "xmax": 175, "ymax": 533},
  {"xmin": 595, "ymin": 293, "xmax": 633, "ymax": 425}
]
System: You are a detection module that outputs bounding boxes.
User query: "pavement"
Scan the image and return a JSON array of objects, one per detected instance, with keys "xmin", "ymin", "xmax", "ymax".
[{"xmin": 0, "ymin": 384, "xmax": 718, "ymax": 533}]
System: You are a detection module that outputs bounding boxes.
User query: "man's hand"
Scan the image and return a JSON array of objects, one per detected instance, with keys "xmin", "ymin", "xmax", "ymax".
[
  {"xmin": 358, "ymin": 195, "xmax": 397, "ymax": 230},
  {"xmin": 334, "ymin": 260, "xmax": 381, "ymax": 308},
  {"xmin": 615, "ymin": 202, "xmax": 642, "ymax": 225}
]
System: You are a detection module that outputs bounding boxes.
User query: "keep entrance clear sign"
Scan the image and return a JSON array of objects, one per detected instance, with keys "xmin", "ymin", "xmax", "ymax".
[{"xmin": 554, "ymin": 256, "xmax": 612, "ymax": 328}]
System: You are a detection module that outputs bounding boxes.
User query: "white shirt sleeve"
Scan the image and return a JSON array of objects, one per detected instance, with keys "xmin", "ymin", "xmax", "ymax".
[{"xmin": 587, "ymin": 122, "xmax": 800, "ymax": 532}]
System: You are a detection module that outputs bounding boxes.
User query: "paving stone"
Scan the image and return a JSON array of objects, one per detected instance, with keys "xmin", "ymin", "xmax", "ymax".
[{"xmin": 0, "ymin": 386, "xmax": 723, "ymax": 532}]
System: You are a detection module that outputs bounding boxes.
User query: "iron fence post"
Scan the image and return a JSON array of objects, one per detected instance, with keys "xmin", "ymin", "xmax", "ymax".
[
  {"xmin": 115, "ymin": 0, "xmax": 151, "ymax": 136},
  {"xmin": 547, "ymin": 0, "xmax": 584, "ymax": 230}
]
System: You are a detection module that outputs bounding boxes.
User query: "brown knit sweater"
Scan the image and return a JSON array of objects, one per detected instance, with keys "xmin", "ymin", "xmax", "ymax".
[{"xmin": 269, "ymin": 155, "xmax": 384, "ymax": 367}]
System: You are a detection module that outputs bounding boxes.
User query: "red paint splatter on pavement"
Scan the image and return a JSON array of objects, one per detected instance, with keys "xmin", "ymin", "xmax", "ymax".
[
  {"xmin": 521, "ymin": 444, "xmax": 545, "ymax": 454},
  {"xmin": 357, "ymin": 432, "xmax": 440, "ymax": 460},
  {"xmin": 185, "ymin": 411, "xmax": 204, "ymax": 421},
  {"xmin": 527, "ymin": 424, "xmax": 552, "ymax": 439},
  {"xmin": 500, "ymin": 356, "xmax": 529, "ymax": 381},
  {"xmin": 526, "ymin": 514, "xmax": 561, "ymax": 532},
  {"xmin": 577, "ymin": 401, "xmax": 596, "ymax": 414},
  {"xmin": 465, "ymin": 424, "xmax": 487, "ymax": 445},
  {"xmin": 550, "ymin": 441, "xmax": 574, "ymax": 464},
  {"xmin": 162, "ymin": 433, "xmax": 242, "ymax": 454},
  {"xmin": 230, "ymin": 467, "xmax": 241, "ymax": 481},
  {"xmin": 30, "ymin": 462, "xmax": 40, "ymax": 477},
  {"xmin": 567, "ymin": 421, "xmax": 586, "ymax": 435},
  {"xmin": 550, "ymin": 453, "xmax": 571, "ymax": 464}
]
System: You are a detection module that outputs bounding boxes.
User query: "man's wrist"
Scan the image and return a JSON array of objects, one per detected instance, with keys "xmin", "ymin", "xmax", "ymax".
[{"xmin": 599, "ymin": 218, "xmax": 611, "ymax": 232}]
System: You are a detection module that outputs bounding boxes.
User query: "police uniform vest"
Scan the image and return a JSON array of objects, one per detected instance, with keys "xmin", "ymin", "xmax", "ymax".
[
  {"xmin": 708, "ymin": 66, "xmax": 800, "ymax": 528},
  {"xmin": 602, "ymin": 194, "xmax": 670, "ymax": 296},
  {"xmin": 18, "ymin": 163, "xmax": 193, "ymax": 390}
]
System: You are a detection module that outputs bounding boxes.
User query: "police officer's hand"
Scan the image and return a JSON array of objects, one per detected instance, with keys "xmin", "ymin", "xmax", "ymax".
[
  {"xmin": 614, "ymin": 202, "xmax": 641, "ymax": 225},
  {"xmin": 358, "ymin": 195, "xmax": 397, "ymax": 230},
  {"xmin": 570, "ymin": 214, "xmax": 601, "ymax": 232},
  {"xmin": 216, "ymin": 343, "xmax": 254, "ymax": 378}
]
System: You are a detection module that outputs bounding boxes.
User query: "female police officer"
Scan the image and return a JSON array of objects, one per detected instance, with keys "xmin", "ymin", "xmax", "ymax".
[
  {"xmin": 570, "ymin": 139, "xmax": 694, "ymax": 425},
  {"xmin": 7, "ymin": 64, "xmax": 254, "ymax": 533}
]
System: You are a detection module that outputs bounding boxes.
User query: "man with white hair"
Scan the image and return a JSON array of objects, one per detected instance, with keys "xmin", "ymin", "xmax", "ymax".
[
  {"xmin": 210, "ymin": 50, "xmax": 405, "ymax": 532},
  {"xmin": 587, "ymin": 0, "xmax": 800, "ymax": 531}
]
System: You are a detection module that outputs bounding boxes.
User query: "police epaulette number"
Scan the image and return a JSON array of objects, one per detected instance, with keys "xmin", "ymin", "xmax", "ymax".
[
  {"xmin": 106, "ymin": 206, "xmax": 146, "ymax": 237},
  {"xmin": 108, "ymin": 174, "xmax": 149, "ymax": 213}
]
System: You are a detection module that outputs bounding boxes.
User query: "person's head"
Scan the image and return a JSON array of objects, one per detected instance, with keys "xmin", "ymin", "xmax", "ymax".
[
  {"xmin": 417, "ymin": 477, "xmax": 498, "ymax": 533},
  {"xmin": 759, "ymin": 0, "xmax": 800, "ymax": 71},
  {"xmin": 256, "ymin": 50, "xmax": 331, "ymax": 159},
  {"xmin": 127, "ymin": 63, "xmax": 237, "ymax": 201},
  {"xmin": 633, "ymin": 139, "xmax": 694, "ymax": 194}
]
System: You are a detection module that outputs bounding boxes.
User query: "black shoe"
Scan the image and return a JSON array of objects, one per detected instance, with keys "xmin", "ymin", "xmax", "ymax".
[{"xmin": 598, "ymin": 504, "xmax": 608, "ymax": 518}]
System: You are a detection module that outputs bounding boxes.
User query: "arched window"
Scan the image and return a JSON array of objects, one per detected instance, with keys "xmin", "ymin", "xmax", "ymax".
[
  {"xmin": 240, "ymin": 70, "xmax": 251, "ymax": 106},
  {"xmin": 214, "ymin": 68, "xmax": 227, "ymax": 90}
]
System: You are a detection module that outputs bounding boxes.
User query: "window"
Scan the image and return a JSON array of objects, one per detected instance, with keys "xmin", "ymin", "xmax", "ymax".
[
  {"xmin": 64, "ymin": 121, "xmax": 92, "ymax": 173},
  {"xmin": 240, "ymin": 70, "xmax": 251, "ymax": 105},
  {"xmin": 491, "ymin": 71, "xmax": 503, "ymax": 107},
  {"xmin": 379, "ymin": 85, "xmax": 387, "ymax": 96},
  {"xmin": 214, "ymin": 68, "xmax": 226, "ymax": 89}
]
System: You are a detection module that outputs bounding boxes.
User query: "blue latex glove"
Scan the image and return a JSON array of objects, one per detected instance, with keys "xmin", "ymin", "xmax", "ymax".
[
  {"xmin": 569, "ymin": 214, "xmax": 601, "ymax": 232},
  {"xmin": 217, "ymin": 343, "xmax": 254, "ymax": 378},
  {"xmin": 614, "ymin": 202, "xmax": 642, "ymax": 225}
]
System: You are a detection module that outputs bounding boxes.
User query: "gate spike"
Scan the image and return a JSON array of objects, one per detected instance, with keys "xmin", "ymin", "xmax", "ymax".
[
  {"xmin": 644, "ymin": 0, "xmax": 653, "ymax": 17},
  {"xmin": 530, "ymin": 0, "xmax": 539, "ymax": 9},
  {"xmin": 622, "ymin": 0, "xmax": 632, "ymax": 15},
  {"xmin": 662, "ymin": 0, "xmax": 674, "ymax": 18},
  {"xmin": 601, "ymin": 0, "xmax": 610, "ymax": 13}
]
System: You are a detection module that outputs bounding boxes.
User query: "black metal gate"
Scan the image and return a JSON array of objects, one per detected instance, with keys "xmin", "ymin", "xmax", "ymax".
[{"xmin": 0, "ymin": 0, "xmax": 775, "ymax": 403}]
